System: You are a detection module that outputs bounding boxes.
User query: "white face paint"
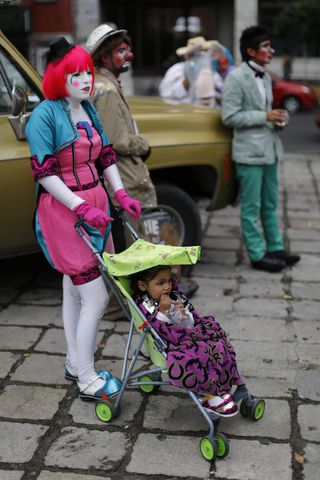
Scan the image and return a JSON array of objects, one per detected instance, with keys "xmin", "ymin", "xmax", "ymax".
[{"xmin": 65, "ymin": 70, "xmax": 93, "ymax": 103}]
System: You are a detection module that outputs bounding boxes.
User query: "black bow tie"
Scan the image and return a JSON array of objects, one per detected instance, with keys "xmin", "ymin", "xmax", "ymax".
[{"xmin": 247, "ymin": 62, "xmax": 265, "ymax": 78}]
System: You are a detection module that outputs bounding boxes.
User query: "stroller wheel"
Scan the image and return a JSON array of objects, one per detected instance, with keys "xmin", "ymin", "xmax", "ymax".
[
  {"xmin": 215, "ymin": 432, "xmax": 230, "ymax": 458},
  {"xmin": 240, "ymin": 397, "xmax": 266, "ymax": 421},
  {"xmin": 95, "ymin": 400, "xmax": 119, "ymax": 423},
  {"xmin": 138, "ymin": 373, "xmax": 161, "ymax": 394},
  {"xmin": 200, "ymin": 436, "xmax": 217, "ymax": 461},
  {"xmin": 250, "ymin": 399, "xmax": 266, "ymax": 421},
  {"xmin": 240, "ymin": 398, "xmax": 250, "ymax": 417}
]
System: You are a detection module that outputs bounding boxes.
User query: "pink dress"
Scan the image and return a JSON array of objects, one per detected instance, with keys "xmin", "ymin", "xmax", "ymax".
[{"xmin": 36, "ymin": 124, "xmax": 114, "ymax": 282}]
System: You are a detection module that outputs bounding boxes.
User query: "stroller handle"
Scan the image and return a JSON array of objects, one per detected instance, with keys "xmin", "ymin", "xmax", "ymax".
[{"xmin": 115, "ymin": 209, "xmax": 140, "ymax": 242}]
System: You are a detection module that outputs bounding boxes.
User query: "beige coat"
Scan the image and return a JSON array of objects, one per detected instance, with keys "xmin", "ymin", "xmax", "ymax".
[{"xmin": 92, "ymin": 68, "xmax": 157, "ymax": 208}]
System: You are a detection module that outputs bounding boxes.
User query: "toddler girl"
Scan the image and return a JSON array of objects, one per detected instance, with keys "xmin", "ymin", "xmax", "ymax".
[{"xmin": 131, "ymin": 265, "xmax": 246, "ymax": 417}]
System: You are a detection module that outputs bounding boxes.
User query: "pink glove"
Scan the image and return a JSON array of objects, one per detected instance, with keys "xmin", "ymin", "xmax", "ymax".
[
  {"xmin": 114, "ymin": 188, "xmax": 141, "ymax": 221},
  {"xmin": 74, "ymin": 201, "xmax": 113, "ymax": 228}
]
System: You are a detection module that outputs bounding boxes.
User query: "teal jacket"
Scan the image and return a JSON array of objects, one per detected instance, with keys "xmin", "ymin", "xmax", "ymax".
[
  {"xmin": 26, "ymin": 98, "xmax": 109, "ymax": 163},
  {"xmin": 222, "ymin": 62, "xmax": 283, "ymax": 164}
]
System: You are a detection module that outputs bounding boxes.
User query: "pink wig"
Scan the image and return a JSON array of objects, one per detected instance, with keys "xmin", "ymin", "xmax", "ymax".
[{"xmin": 42, "ymin": 45, "xmax": 95, "ymax": 100}]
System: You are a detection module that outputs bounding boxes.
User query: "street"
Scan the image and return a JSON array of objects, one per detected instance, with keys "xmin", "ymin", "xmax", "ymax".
[
  {"xmin": 0, "ymin": 150, "xmax": 320, "ymax": 480},
  {"xmin": 281, "ymin": 111, "xmax": 319, "ymax": 153}
]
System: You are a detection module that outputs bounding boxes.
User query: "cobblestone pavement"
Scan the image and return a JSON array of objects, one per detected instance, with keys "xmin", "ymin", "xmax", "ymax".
[{"xmin": 0, "ymin": 153, "xmax": 319, "ymax": 480}]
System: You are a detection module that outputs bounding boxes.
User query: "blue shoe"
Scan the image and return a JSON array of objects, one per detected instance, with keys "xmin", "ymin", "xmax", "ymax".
[
  {"xmin": 97, "ymin": 370, "xmax": 123, "ymax": 395},
  {"xmin": 65, "ymin": 368, "xmax": 116, "ymax": 384},
  {"xmin": 65, "ymin": 368, "xmax": 78, "ymax": 382},
  {"xmin": 96, "ymin": 369, "xmax": 112, "ymax": 382},
  {"xmin": 79, "ymin": 374, "xmax": 122, "ymax": 401}
]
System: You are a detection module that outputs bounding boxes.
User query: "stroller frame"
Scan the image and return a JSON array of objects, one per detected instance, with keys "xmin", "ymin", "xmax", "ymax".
[{"xmin": 75, "ymin": 216, "xmax": 266, "ymax": 461}]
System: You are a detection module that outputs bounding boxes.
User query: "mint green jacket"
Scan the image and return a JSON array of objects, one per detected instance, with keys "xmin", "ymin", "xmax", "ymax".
[{"xmin": 222, "ymin": 62, "xmax": 283, "ymax": 164}]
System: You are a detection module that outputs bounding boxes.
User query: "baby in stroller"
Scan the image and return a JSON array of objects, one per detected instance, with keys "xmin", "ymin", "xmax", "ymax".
[{"xmin": 131, "ymin": 264, "xmax": 246, "ymax": 417}]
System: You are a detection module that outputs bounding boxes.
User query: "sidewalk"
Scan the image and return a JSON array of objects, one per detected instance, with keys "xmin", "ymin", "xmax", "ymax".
[{"xmin": 0, "ymin": 153, "xmax": 319, "ymax": 480}]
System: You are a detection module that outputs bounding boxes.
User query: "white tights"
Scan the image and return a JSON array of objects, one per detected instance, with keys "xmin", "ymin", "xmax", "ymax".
[{"xmin": 62, "ymin": 275, "xmax": 109, "ymax": 386}]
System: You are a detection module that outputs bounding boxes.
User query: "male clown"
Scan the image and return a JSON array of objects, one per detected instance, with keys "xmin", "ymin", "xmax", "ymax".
[
  {"xmin": 86, "ymin": 24, "xmax": 156, "ymax": 240},
  {"xmin": 222, "ymin": 26, "xmax": 300, "ymax": 272}
]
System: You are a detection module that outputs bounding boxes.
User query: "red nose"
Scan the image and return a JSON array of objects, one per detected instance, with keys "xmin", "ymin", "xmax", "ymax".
[{"xmin": 126, "ymin": 51, "xmax": 134, "ymax": 61}]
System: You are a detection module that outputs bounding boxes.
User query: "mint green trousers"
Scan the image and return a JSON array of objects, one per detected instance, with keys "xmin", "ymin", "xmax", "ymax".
[{"xmin": 235, "ymin": 162, "xmax": 284, "ymax": 262}]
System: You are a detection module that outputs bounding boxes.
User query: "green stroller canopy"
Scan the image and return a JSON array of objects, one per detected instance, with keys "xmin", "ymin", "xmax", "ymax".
[{"xmin": 102, "ymin": 239, "xmax": 201, "ymax": 277}]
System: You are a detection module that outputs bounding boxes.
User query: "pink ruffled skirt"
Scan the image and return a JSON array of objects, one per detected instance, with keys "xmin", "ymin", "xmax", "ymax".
[{"xmin": 37, "ymin": 183, "xmax": 114, "ymax": 277}]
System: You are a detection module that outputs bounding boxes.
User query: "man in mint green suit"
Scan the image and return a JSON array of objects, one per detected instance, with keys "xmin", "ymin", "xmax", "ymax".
[{"xmin": 222, "ymin": 26, "xmax": 300, "ymax": 272}]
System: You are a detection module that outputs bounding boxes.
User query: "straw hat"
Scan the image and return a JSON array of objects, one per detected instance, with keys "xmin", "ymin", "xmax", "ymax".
[
  {"xmin": 86, "ymin": 24, "xmax": 127, "ymax": 55},
  {"xmin": 176, "ymin": 36, "xmax": 213, "ymax": 57}
]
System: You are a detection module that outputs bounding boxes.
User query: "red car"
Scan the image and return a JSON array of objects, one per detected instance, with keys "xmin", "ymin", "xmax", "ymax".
[{"xmin": 270, "ymin": 72, "xmax": 319, "ymax": 114}]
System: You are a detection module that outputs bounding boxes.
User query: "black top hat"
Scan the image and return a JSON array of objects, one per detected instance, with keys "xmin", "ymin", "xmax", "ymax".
[{"xmin": 45, "ymin": 36, "xmax": 75, "ymax": 66}]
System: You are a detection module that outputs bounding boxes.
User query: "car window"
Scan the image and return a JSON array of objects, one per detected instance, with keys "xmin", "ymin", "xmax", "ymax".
[
  {"xmin": 0, "ymin": 71, "xmax": 11, "ymax": 113},
  {"xmin": 0, "ymin": 48, "xmax": 41, "ymax": 113}
]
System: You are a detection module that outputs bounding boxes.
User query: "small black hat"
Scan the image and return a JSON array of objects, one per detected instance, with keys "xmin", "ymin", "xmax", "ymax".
[{"xmin": 45, "ymin": 36, "xmax": 75, "ymax": 66}]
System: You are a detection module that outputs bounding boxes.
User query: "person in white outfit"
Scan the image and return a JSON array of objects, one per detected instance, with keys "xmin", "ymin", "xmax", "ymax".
[{"xmin": 159, "ymin": 37, "xmax": 223, "ymax": 105}]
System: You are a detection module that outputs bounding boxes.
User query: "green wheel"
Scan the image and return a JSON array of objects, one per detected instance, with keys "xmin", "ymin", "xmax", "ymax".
[
  {"xmin": 95, "ymin": 401, "xmax": 118, "ymax": 423},
  {"xmin": 250, "ymin": 399, "xmax": 266, "ymax": 421},
  {"xmin": 200, "ymin": 437, "xmax": 216, "ymax": 461},
  {"xmin": 215, "ymin": 432, "xmax": 230, "ymax": 459},
  {"xmin": 138, "ymin": 374, "xmax": 160, "ymax": 394}
]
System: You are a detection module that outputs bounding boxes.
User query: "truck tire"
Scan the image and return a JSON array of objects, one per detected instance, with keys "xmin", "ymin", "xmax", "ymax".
[{"xmin": 154, "ymin": 182, "xmax": 202, "ymax": 247}]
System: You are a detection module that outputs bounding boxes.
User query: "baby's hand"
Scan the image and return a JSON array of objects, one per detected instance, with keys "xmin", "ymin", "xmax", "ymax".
[
  {"xmin": 175, "ymin": 303, "xmax": 185, "ymax": 313},
  {"xmin": 159, "ymin": 293, "xmax": 176, "ymax": 313}
]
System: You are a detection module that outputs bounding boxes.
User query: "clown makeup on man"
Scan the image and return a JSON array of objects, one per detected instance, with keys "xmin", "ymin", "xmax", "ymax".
[
  {"xmin": 103, "ymin": 42, "xmax": 133, "ymax": 76},
  {"xmin": 251, "ymin": 40, "xmax": 275, "ymax": 66}
]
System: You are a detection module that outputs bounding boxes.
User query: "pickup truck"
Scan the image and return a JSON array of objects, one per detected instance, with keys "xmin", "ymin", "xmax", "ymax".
[{"xmin": 0, "ymin": 30, "xmax": 236, "ymax": 259}]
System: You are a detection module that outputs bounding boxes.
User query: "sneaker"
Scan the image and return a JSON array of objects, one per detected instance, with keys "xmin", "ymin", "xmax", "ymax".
[
  {"xmin": 79, "ymin": 373, "xmax": 122, "ymax": 401},
  {"xmin": 65, "ymin": 367, "xmax": 78, "ymax": 382},
  {"xmin": 203, "ymin": 394, "xmax": 238, "ymax": 417},
  {"xmin": 96, "ymin": 369, "xmax": 113, "ymax": 382},
  {"xmin": 96, "ymin": 370, "xmax": 123, "ymax": 396},
  {"xmin": 65, "ymin": 368, "xmax": 116, "ymax": 384}
]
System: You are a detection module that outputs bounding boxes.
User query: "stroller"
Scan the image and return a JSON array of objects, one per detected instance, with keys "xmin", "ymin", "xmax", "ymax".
[{"xmin": 75, "ymin": 214, "xmax": 266, "ymax": 462}]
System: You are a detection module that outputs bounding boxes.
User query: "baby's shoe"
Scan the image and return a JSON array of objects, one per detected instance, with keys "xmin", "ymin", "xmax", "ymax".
[
  {"xmin": 79, "ymin": 372, "xmax": 122, "ymax": 401},
  {"xmin": 203, "ymin": 393, "xmax": 238, "ymax": 418}
]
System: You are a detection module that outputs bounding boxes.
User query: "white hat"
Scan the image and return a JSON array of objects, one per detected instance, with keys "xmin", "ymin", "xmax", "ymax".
[{"xmin": 86, "ymin": 24, "xmax": 127, "ymax": 55}]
